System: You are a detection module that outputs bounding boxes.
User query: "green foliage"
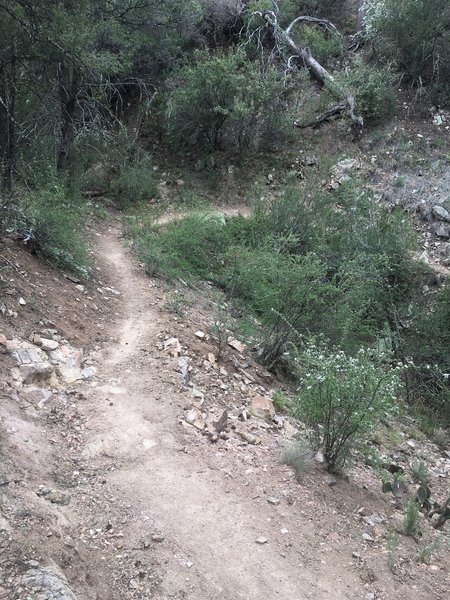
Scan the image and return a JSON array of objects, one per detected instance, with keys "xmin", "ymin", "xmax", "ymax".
[
  {"xmin": 281, "ymin": 438, "xmax": 313, "ymax": 478},
  {"xmin": 405, "ymin": 284, "xmax": 450, "ymax": 423},
  {"xmin": 387, "ymin": 529, "xmax": 399, "ymax": 570},
  {"xmin": 292, "ymin": 342, "xmax": 402, "ymax": 470},
  {"xmin": 344, "ymin": 59, "xmax": 397, "ymax": 124},
  {"xmin": 296, "ymin": 25, "xmax": 343, "ymax": 67},
  {"xmin": 109, "ymin": 157, "xmax": 158, "ymax": 210},
  {"xmin": 411, "ymin": 461, "xmax": 430, "ymax": 486},
  {"xmin": 366, "ymin": 0, "xmax": 450, "ymax": 102},
  {"xmin": 6, "ymin": 183, "xmax": 89, "ymax": 273},
  {"xmin": 404, "ymin": 498, "xmax": 420, "ymax": 536},
  {"xmin": 166, "ymin": 49, "xmax": 293, "ymax": 153}
]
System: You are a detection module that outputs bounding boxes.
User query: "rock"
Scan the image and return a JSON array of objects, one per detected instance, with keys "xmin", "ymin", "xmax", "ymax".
[
  {"xmin": 352, "ymin": 552, "xmax": 361, "ymax": 559},
  {"xmin": 324, "ymin": 474, "xmax": 337, "ymax": 487},
  {"xmin": 207, "ymin": 353, "xmax": 216, "ymax": 365},
  {"xmin": 238, "ymin": 431, "xmax": 259, "ymax": 445},
  {"xmin": 315, "ymin": 451, "xmax": 325, "ymax": 464},
  {"xmin": 176, "ymin": 179, "xmax": 185, "ymax": 186},
  {"xmin": 184, "ymin": 408, "xmax": 204, "ymax": 430},
  {"xmin": 251, "ymin": 395, "xmax": 275, "ymax": 418},
  {"xmin": 195, "ymin": 331, "xmax": 206, "ymax": 339},
  {"xmin": 227, "ymin": 338, "xmax": 246, "ymax": 353},
  {"xmin": 362, "ymin": 533, "xmax": 375, "ymax": 543},
  {"xmin": 178, "ymin": 356, "xmax": 190, "ymax": 386},
  {"xmin": 40, "ymin": 338, "xmax": 59, "ymax": 352},
  {"xmin": 151, "ymin": 534, "xmax": 165, "ymax": 542},
  {"xmin": 47, "ymin": 491, "xmax": 71, "ymax": 506},
  {"xmin": 129, "ymin": 579, "xmax": 139, "ymax": 590},
  {"xmin": 50, "ymin": 344, "xmax": 84, "ymax": 384},
  {"xmin": 256, "ymin": 537, "xmax": 268, "ymax": 544},
  {"xmin": 267, "ymin": 497, "xmax": 280, "ymax": 506},
  {"xmin": 0, "ymin": 334, "xmax": 7, "ymax": 347},
  {"xmin": 21, "ymin": 565, "xmax": 77, "ymax": 600},
  {"xmin": 302, "ymin": 155, "xmax": 318, "ymax": 166},
  {"xmin": 214, "ymin": 409, "xmax": 228, "ymax": 433},
  {"xmin": 365, "ymin": 593, "xmax": 376, "ymax": 600},
  {"xmin": 18, "ymin": 297, "xmax": 26, "ymax": 306},
  {"xmin": 434, "ymin": 223, "xmax": 450, "ymax": 239},
  {"xmin": 282, "ymin": 420, "xmax": 299, "ymax": 438},
  {"xmin": 432, "ymin": 205, "xmax": 450, "ymax": 222},
  {"xmin": 186, "ymin": 561, "xmax": 194, "ymax": 569},
  {"xmin": 81, "ymin": 366, "xmax": 96, "ymax": 379},
  {"xmin": 164, "ymin": 337, "xmax": 181, "ymax": 356}
]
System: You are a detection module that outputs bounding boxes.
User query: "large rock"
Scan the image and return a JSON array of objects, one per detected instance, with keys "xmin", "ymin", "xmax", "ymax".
[
  {"xmin": 434, "ymin": 223, "xmax": 450, "ymax": 239},
  {"xmin": 432, "ymin": 205, "xmax": 450, "ymax": 222},
  {"xmin": 21, "ymin": 565, "xmax": 77, "ymax": 600},
  {"xmin": 49, "ymin": 345, "xmax": 84, "ymax": 384},
  {"xmin": 6, "ymin": 340, "xmax": 56, "ymax": 385},
  {"xmin": 251, "ymin": 395, "xmax": 275, "ymax": 418}
]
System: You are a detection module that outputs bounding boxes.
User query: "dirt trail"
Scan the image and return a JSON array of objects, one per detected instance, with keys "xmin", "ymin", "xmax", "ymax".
[{"xmin": 84, "ymin": 224, "xmax": 359, "ymax": 600}]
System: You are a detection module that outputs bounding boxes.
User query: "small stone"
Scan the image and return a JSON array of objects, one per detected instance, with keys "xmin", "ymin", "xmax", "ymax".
[
  {"xmin": 18, "ymin": 297, "xmax": 26, "ymax": 306},
  {"xmin": 47, "ymin": 490, "xmax": 71, "ymax": 506},
  {"xmin": 352, "ymin": 552, "xmax": 361, "ymax": 559},
  {"xmin": 176, "ymin": 179, "xmax": 185, "ymax": 186},
  {"xmin": 315, "ymin": 451, "xmax": 325, "ymax": 464},
  {"xmin": 365, "ymin": 593, "xmax": 375, "ymax": 600},
  {"xmin": 238, "ymin": 431, "xmax": 258, "ymax": 445},
  {"xmin": 40, "ymin": 338, "xmax": 59, "ymax": 352},
  {"xmin": 151, "ymin": 534, "xmax": 165, "ymax": 542},
  {"xmin": 208, "ymin": 353, "xmax": 216, "ymax": 365},
  {"xmin": 0, "ymin": 334, "xmax": 7, "ymax": 346},
  {"xmin": 129, "ymin": 579, "xmax": 138, "ymax": 589},
  {"xmin": 256, "ymin": 537, "xmax": 268, "ymax": 544},
  {"xmin": 186, "ymin": 561, "xmax": 194, "ymax": 569},
  {"xmin": 227, "ymin": 338, "xmax": 246, "ymax": 353},
  {"xmin": 324, "ymin": 474, "xmax": 337, "ymax": 487},
  {"xmin": 362, "ymin": 533, "xmax": 375, "ymax": 543},
  {"xmin": 195, "ymin": 331, "xmax": 206, "ymax": 339},
  {"xmin": 267, "ymin": 497, "xmax": 280, "ymax": 506}
]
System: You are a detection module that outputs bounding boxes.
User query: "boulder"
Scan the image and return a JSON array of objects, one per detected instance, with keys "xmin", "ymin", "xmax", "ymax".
[{"xmin": 251, "ymin": 395, "xmax": 275, "ymax": 418}]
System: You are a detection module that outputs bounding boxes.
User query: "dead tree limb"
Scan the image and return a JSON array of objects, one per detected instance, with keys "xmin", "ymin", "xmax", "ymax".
[{"xmin": 255, "ymin": 10, "xmax": 364, "ymax": 132}]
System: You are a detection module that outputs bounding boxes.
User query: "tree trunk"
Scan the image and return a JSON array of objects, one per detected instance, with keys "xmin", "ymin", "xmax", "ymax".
[
  {"xmin": 57, "ymin": 66, "xmax": 81, "ymax": 176},
  {"xmin": 357, "ymin": 0, "xmax": 366, "ymax": 33},
  {"xmin": 1, "ymin": 48, "xmax": 18, "ymax": 194}
]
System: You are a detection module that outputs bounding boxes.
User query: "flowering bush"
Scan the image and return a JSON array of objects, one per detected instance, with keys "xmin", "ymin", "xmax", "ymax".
[{"xmin": 293, "ymin": 341, "xmax": 403, "ymax": 471}]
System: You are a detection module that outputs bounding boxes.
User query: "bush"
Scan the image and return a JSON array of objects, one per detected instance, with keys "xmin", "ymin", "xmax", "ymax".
[
  {"xmin": 109, "ymin": 157, "xmax": 158, "ymax": 209},
  {"xmin": 296, "ymin": 24, "xmax": 343, "ymax": 67},
  {"xmin": 344, "ymin": 59, "xmax": 397, "ymax": 124},
  {"xmin": 404, "ymin": 284, "xmax": 450, "ymax": 422},
  {"xmin": 292, "ymin": 341, "xmax": 402, "ymax": 471},
  {"xmin": 165, "ymin": 49, "xmax": 293, "ymax": 153},
  {"xmin": 365, "ymin": 0, "xmax": 450, "ymax": 103},
  {"xmin": 17, "ymin": 184, "xmax": 89, "ymax": 272}
]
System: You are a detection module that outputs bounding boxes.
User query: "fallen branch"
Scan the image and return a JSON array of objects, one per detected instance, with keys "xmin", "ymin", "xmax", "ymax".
[
  {"xmin": 255, "ymin": 9, "xmax": 363, "ymax": 133},
  {"xmin": 294, "ymin": 102, "xmax": 346, "ymax": 128}
]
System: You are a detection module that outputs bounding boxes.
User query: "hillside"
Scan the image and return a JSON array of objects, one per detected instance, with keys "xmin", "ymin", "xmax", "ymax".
[{"xmin": 1, "ymin": 1, "xmax": 450, "ymax": 599}]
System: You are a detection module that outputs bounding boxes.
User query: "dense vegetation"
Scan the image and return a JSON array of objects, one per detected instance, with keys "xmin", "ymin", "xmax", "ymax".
[{"xmin": 1, "ymin": 0, "xmax": 449, "ymax": 462}]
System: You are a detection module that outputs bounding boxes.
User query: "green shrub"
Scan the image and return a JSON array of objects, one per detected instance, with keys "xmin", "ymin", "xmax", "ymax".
[
  {"xmin": 344, "ymin": 59, "xmax": 397, "ymax": 124},
  {"xmin": 292, "ymin": 341, "xmax": 402, "ymax": 471},
  {"xmin": 296, "ymin": 24, "xmax": 343, "ymax": 67},
  {"xmin": 21, "ymin": 185, "xmax": 89, "ymax": 272},
  {"xmin": 365, "ymin": 0, "xmax": 450, "ymax": 103},
  {"xmin": 166, "ymin": 49, "xmax": 293, "ymax": 153},
  {"xmin": 404, "ymin": 498, "xmax": 420, "ymax": 536},
  {"xmin": 109, "ymin": 156, "xmax": 158, "ymax": 209}
]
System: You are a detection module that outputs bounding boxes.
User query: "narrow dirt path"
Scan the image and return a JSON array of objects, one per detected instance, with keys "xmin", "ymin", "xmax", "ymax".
[{"xmin": 81, "ymin": 223, "xmax": 360, "ymax": 600}]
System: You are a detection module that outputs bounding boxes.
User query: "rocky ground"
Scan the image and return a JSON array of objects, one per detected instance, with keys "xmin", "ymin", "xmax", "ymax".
[{"xmin": 1, "ymin": 206, "xmax": 449, "ymax": 600}]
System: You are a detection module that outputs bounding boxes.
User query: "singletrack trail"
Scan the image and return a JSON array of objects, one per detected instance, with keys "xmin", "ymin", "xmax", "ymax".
[{"xmin": 84, "ymin": 223, "xmax": 358, "ymax": 600}]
